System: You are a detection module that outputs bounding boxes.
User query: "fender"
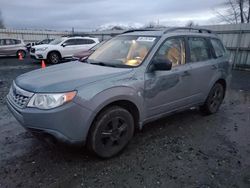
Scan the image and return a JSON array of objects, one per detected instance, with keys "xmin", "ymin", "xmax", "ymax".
[{"xmin": 75, "ymin": 86, "xmax": 145, "ymax": 140}]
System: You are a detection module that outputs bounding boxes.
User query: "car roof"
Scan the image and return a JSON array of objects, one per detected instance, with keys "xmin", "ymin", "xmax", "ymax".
[
  {"xmin": 0, "ymin": 38, "xmax": 22, "ymax": 40},
  {"xmin": 65, "ymin": 36, "xmax": 98, "ymax": 39},
  {"xmin": 121, "ymin": 27, "xmax": 218, "ymax": 39}
]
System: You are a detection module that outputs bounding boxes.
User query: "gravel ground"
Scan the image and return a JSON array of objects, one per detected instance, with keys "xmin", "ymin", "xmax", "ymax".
[{"xmin": 0, "ymin": 57, "xmax": 250, "ymax": 188}]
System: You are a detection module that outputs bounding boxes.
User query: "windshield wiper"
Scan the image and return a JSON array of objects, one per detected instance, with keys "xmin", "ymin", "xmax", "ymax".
[{"xmin": 90, "ymin": 62, "xmax": 117, "ymax": 67}]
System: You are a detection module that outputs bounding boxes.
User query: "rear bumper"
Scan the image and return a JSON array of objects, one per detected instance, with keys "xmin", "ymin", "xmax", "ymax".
[{"xmin": 6, "ymin": 96, "xmax": 94, "ymax": 145}]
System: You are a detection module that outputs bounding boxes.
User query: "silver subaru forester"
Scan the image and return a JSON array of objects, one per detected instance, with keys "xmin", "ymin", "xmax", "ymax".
[{"xmin": 7, "ymin": 27, "xmax": 231, "ymax": 158}]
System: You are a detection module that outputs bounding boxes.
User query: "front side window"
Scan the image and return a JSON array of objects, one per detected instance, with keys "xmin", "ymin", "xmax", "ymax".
[
  {"xmin": 63, "ymin": 39, "xmax": 76, "ymax": 46},
  {"xmin": 211, "ymin": 38, "xmax": 225, "ymax": 58},
  {"xmin": 88, "ymin": 35, "xmax": 158, "ymax": 67},
  {"xmin": 154, "ymin": 37, "xmax": 186, "ymax": 67},
  {"xmin": 50, "ymin": 38, "xmax": 64, "ymax": 45},
  {"xmin": 188, "ymin": 37, "xmax": 210, "ymax": 62},
  {"xmin": 13, "ymin": 39, "xmax": 21, "ymax": 44}
]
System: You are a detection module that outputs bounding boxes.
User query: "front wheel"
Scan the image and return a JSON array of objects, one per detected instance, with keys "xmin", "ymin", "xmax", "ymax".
[
  {"xmin": 48, "ymin": 52, "xmax": 60, "ymax": 64},
  {"xmin": 88, "ymin": 106, "xmax": 134, "ymax": 158},
  {"xmin": 200, "ymin": 83, "xmax": 225, "ymax": 115}
]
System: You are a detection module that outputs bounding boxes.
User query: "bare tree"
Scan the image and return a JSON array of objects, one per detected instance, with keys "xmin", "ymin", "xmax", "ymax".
[
  {"xmin": 185, "ymin": 21, "xmax": 199, "ymax": 27},
  {"xmin": 215, "ymin": 0, "xmax": 250, "ymax": 23},
  {"xmin": 0, "ymin": 10, "xmax": 5, "ymax": 29}
]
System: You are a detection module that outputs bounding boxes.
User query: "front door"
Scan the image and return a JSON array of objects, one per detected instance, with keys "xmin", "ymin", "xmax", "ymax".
[
  {"xmin": 144, "ymin": 37, "xmax": 193, "ymax": 118},
  {"xmin": 61, "ymin": 39, "xmax": 78, "ymax": 58}
]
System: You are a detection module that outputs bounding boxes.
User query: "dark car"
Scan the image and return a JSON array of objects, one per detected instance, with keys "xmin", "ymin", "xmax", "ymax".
[
  {"xmin": 72, "ymin": 41, "xmax": 106, "ymax": 62},
  {"xmin": 36, "ymin": 38, "xmax": 54, "ymax": 45}
]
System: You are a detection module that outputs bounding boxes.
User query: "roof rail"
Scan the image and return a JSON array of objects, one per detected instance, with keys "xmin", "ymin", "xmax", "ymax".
[
  {"xmin": 61, "ymin": 34, "xmax": 89, "ymax": 37},
  {"xmin": 122, "ymin": 29, "xmax": 161, "ymax": 34},
  {"xmin": 163, "ymin": 27, "xmax": 213, "ymax": 34}
]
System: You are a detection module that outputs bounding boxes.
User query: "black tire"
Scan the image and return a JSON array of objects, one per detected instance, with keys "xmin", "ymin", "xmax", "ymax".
[
  {"xmin": 200, "ymin": 83, "xmax": 225, "ymax": 115},
  {"xmin": 17, "ymin": 50, "xmax": 26, "ymax": 58},
  {"xmin": 48, "ymin": 52, "xmax": 60, "ymax": 64},
  {"xmin": 88, "ymin": 106, "xmax": 134, "ymax": 158}
]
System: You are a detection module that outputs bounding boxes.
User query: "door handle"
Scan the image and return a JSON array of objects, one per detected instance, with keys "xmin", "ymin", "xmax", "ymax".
[
  {"xmin": 211, "ymin": 65, "xmax": 217, "ymax": 70},
  {"xmin": 181, "ymin": 71, "xmax": 190, "ymax": 77}
]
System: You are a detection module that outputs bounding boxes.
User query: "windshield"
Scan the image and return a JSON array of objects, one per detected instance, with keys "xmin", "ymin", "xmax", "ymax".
[
  {"xmin": 49, "ymin": 38, "xmax": 64, "ymax": 45},
  {"xmin": 88, "ymin": 35, "xmax": 158, "ymax": 67},
  {"xmin": 90, "ymin": 41, "xmax": 106, "ymax": 51}
]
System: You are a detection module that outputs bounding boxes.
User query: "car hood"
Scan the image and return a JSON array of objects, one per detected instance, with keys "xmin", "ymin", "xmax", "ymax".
[
  {"xmin": 33, "ymin": 44, "xmax": 54, "ymax": 49},
  {"xmin": 73, "ymin": 50, "xmax": 93, "ymax": 58},
  {"xmin": 15, "ymin": 62, "xmax": 133, "ymax": 93}
]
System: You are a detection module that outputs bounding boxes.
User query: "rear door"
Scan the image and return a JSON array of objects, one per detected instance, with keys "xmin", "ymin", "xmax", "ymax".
[
  {"xmin": 186, "ymin": 36, "xmax": 218, "ymax": 103},
  {"xmin": 4, "ymin": 39, "xmax": 17, "ymax": 55}
]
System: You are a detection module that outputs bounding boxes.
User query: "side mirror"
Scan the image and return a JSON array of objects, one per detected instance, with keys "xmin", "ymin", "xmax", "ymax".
[
  {"xmin": 151, "ymin": 57, "xmax": 172, "ymax": 71},
  {"xmin": 61, "ymin": 43, "xmax": 66, "ymax": 47}
]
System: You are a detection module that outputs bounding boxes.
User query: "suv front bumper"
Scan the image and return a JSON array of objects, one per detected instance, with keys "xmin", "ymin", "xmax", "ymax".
[
  {"xmin": 6, "ymin": 95, "xmax": 94, "ymax": 145},
  {"xmin": 30, "ymin": 52, "xmax": 45, "ymax": 60}
]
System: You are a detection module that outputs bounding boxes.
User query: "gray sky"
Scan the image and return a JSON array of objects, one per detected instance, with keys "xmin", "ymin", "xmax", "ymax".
[{"xmin": 1, "ymin": 0, "xmax": 226, "ymax": 31}]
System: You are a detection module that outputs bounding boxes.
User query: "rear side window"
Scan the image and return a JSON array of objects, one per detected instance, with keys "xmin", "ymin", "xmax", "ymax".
[
  {"xmin": 75, "ymin": 39, "xmax": 86, "ymax": 45},
  {"xmin": 188, "ymin": 37, "xmax": 210, "ymax": 62},
  {"xmin": 5, "ymin": 39, "xmax": 14, "ymax": 45},
  {"xmin": 77, "ymin": 39, "xmax": 95, "ymax": 45},
  {"xmin": 211, "ymin": 38, "xmax": 225, "ymax": 58}
]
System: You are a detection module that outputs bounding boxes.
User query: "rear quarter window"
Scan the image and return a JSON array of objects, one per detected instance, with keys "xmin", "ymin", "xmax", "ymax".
[{"xmin": 211, "ymin": 38, "xmax": 225, "ymax": 58}]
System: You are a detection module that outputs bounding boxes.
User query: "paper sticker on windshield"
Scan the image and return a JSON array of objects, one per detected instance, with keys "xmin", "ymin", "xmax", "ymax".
[{"xmin": 136, "ymin": 37, "xmax": 156, "ymax": 42}]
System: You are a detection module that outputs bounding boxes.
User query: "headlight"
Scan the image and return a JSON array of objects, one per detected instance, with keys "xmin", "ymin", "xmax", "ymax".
[
  {"xmin": 27, "ymin": 91, "xmax": 76, "ymax": 109},
  {"xmin": 36, "ymin": 47, "xmax": 48, "ymax": 51}
]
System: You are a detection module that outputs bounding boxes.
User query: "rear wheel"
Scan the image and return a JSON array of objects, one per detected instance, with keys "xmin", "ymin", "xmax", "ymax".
[
  {"xmin": 48, "ymin": 52, "xmax": 60, "ymax": 64},
  {"xmin": 200, "ymin": 83, "xmax": 225, "ymax": 115},
  {"xmin": 17, "ymin": 50, "xmax": 26, "ymax": 58},
  {"xmin": 88, "ymin": 106, "xmax": 134, "ymax": 158}
]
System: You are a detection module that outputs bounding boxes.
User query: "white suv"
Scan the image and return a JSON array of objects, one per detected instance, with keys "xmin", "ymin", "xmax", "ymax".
[{"xmin": 30, "ymin": 36, "xmax": 99, "ymax": 64}]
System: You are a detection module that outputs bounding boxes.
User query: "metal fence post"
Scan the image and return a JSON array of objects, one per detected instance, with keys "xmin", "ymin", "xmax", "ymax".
[{"xmin": 233, "ymin": 29, "xmax": 243, "ymax": 69}]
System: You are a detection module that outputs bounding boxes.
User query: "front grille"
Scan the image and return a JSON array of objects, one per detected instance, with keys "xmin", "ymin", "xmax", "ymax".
[
  {"xmin": 8, "ymin": 82, "xmax": 33, "ymax": 108},
  {"xmin": 30, "ymin": 48, "xmax": 35, "ymax": 53}
]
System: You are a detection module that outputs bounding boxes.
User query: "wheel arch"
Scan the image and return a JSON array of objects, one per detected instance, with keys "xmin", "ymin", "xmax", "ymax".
[
  {"xmin": 47, "ymin": 50, "xmax": 62, "ymax": 60},
  {"xmin": 16, "ymin": 49, "xmax": 26, "ymax": 57},
  {"xmin": 216, "ymin": 78, "xmax": 226, "ymax": 92},
  {"xmin": 94, "ymin": 99, "xmax": 140, "ymax": 129}
]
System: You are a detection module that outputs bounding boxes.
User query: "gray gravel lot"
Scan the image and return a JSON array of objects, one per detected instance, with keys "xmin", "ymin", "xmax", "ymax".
[{"xmin": 0, "ymin": 57, "xmax": 250, "ymax": 188}]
